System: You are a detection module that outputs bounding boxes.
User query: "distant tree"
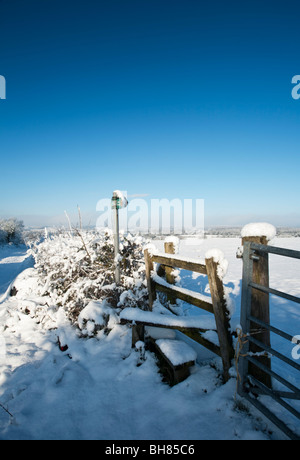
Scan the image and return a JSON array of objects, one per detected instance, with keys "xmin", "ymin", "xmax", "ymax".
[
  {"xmin": 0, "ymin": 218, "xmax": 24, "ymax": 244},
  {"xmin": 0, "ymin": 228, "xmax": 5, "ymax": 245}
]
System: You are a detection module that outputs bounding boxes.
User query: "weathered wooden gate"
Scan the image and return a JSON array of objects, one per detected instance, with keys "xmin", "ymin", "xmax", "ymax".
[{"xmin": 238, "ymin": 241, "xmax": 300, "ymax": 440}]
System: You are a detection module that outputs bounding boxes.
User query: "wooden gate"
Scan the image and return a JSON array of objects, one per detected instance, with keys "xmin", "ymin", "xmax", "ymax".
[{"xmin": 238, "ymin": 241, "xmax": 300, "ymax": 440}]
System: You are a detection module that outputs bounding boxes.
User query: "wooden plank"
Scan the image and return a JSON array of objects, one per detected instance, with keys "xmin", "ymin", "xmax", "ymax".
[
  {"xmin": 120, "ymin": 307, "xmax": 216, "ymax": 329},
  {"xmin": 151, "ymin": 253, "xmax": 207, "ymax": 274},
  {"xmin": 205, "ymin": 256, "xmax": 234, "ymax": 382},
  {"xmin": 122, "ymin": 319, "xmax": 222, "ymax": 358},
  {"xmin": 120, "ymin": 311, "xmax": 222, "ymax": 358},
  {"xmin": 120, "ymin": 317, "xmax": 211, "ymax": 333},
  {"xmin": 155, "ymin": 339, "xmax": 197, "ymax": 367},
  {"xmin": 154, "ymin": 281, "xmax": 214, "ymax": 314},
  {"xmin": 148, "ymin": 338, "xmax": 195, "ymax": 386},
  {"xmin": 179, "ymin": 329, "xmax": 222, "ymax": 357}
]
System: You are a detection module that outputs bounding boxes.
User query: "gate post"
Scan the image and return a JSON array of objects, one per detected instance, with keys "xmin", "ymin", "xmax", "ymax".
[
  {"xmin": 238, "ymin": 241, "xmax": 252, "ymax": 394},
  {"xmin": 241, "ymin": 224, "xmax": 275, "ymax": 389}
]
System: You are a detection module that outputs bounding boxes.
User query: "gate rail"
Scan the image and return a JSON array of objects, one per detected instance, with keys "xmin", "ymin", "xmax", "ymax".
[{"xmin": 238, "ymin": 241, "xmax": 300, "ymax": 440}]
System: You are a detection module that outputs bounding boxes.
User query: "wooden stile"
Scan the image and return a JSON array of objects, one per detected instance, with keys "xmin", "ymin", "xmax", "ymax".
[{"xmin": 143, "ymin": 241, "xmax": 234, "ymax": 382}]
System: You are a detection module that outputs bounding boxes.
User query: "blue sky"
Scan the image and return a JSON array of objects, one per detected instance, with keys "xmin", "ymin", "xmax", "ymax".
[{"xmin": 0, "ymin": 0, "xmax": 300, "ymax": 228}]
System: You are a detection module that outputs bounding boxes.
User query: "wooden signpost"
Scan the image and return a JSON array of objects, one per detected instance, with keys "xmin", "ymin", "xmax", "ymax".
[{"xmin": 111, "ymin": 190, "xmax": 128, "ymax": 284}]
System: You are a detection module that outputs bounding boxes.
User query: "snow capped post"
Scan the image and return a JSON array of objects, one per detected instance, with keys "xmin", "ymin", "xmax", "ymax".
[
  {"xmin": 241, "ymin": 222, "xmax": 276, "ymax": 246},
  {"xmin": 240, "ymin": 222, "xmax": 276, "ymax": 389},
  {"xmin": 111, "ymin": 190, "xmax": 128, "ymax": 284}
]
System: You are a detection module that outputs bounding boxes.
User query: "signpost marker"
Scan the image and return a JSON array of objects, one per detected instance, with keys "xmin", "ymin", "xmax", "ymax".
[{"xmin": 111, "ymin": 190, "xmax": 128, "ymax": 284}]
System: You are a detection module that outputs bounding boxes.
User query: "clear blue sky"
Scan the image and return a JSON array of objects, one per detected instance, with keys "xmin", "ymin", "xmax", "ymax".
[{"xmin": 0, "ymin": 0, "xmax": 300, "ymax": 228}]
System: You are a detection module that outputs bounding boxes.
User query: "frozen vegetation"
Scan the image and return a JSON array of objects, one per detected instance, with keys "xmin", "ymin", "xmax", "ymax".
[{"xmin": 0, "ymin": 219, "xmax": 24, "ymax": 245}]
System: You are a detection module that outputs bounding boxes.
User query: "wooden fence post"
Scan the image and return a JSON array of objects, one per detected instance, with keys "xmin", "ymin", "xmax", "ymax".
[
  {"xmin": 242, "ymin": 234, "xmax": 272, "ymax": 389},
  {"xmin": 144, "ymin": 249, "xmax": 156, "ymax": 311},
  {"xmin": 164, "ymin": 240, "xmax": 177, "ymax": 304},
  {"xmin": 205, "ymin": 257, "xmax": 234, "ymax": 382},
  {"xmin": 164, "ymin": 240, "xmax": 176, "ymax": 284},
  {"xmin": 131, "ymin": 323, "xmax": 145, "ymax": 348}
]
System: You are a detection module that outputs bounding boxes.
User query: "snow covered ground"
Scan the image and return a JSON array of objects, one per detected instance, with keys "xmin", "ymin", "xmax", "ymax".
[
  {"xmin": 0, "ymin": 235, "xmax": 299, "ymax": 440},
  {"xmin": 0, "ymin": 245, "xmax": 33, "ymax": 301}
]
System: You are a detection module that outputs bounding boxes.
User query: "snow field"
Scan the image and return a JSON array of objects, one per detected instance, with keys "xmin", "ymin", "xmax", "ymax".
[
  {"xmin": 0, "ymin": 303, "xmax": 269, "ymax": 440},
  {"xmin": 0, "ymin": 230, "xmax": 299, "ymax": 439}
]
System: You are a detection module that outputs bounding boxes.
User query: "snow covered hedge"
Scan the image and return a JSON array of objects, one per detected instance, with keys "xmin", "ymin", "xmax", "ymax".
[{"xmin": 29, "ymin": 229, "xmax": 150, "ymax": 335}]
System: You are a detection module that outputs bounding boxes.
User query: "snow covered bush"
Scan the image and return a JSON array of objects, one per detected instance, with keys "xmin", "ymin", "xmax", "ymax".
[
  {"xmin": 29, "ymin": 229, "xmax": 150, "ymax": 335},
  {"xmin": 0, "ymin": 218, "xmax": 24, "ymax": 245}
]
